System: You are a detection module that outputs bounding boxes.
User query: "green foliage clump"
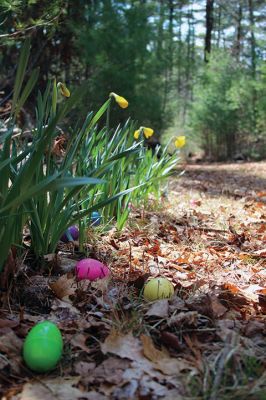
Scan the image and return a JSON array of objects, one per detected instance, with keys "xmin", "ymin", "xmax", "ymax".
[{"xmin": 189, "ymin": 50, "xmax": 266, "ymax": 160}]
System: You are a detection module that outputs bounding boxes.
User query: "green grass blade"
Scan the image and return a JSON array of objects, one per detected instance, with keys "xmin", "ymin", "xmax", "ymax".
[
  {"xmin": 15, "ymin": 67, "xmax": 40, "ymax": 116},
  {"xmin": 11, "ymin": 38, "xmax": 31, "ymax": 116}
]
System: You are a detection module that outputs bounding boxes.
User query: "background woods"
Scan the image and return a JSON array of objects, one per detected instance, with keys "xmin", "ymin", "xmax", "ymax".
[{"xmin": 1, "ymin": 0, "xmax": 266, "ymax": 160}]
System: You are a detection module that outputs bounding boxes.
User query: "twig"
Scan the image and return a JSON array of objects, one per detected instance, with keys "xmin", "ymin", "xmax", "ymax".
[
  {"xmin": 0, "ymin": 14, "xmax": 60, "ymax": 39},
  {"xmin": 175, "ymin": 222, "xmax": 228, "ymax": 234}
]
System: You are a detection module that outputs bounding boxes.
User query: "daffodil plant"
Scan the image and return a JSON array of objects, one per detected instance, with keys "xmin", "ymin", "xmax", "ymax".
[
  {"xmin": 0, "ymin": 39, "xmax": 184, "ymax": 271},
  {"xmin": 27, "ymin": 90, "xmax": 140, "ymax": 258},
  {"xmin": 0, "ymin": 41, "xmax": 100, "ymax": 269}
]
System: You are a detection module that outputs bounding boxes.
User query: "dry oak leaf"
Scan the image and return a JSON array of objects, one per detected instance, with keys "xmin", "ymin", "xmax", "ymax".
[
  {"xmin": 140, "ymin": 334, "xmax": 194, "ymax": 375},
  {"xmin": 17, "ymin": 377, "xmax": 95, "ymax": 400},
  {"xmin": 208, "ymin": 294, "xmax": 228, "ymax": 317},
  {"xmin": 74, "ymin": 361, "xmax": 96, "ymax": 376},
  {"xmin": 70, "ymin": 333, "xmax": 91, "ymax": 353},
  {"xmin": 92, "ymin": 357, "xmax": 131, "ymax": 385},
  {"xmin": 101, "ymin": 330, "xmax": 143, "ymax": 360},
  {"xmin": 145, "ymin": 299, "xmax": 169, "ymax": 318},
  {"xmin": 114, "ymin": 374, "xmax": 183, "ymax": 400},
  {"xmin": 0, "ymin": 318, "xmax": 19, "ymax": 329},
  {"xmin": 160, "ymin": 331, "xmax": 182, "ymax": 351},
  {"xmin": 0, "ymin": 329, "xmax": 23, "ymax": 374},
  {"xmin": 50, "ymin": 298, "xmax": 81, "ymax": 320},
  {"xmin": 49, "ymin": 274, "xmax": 76, "ymax": 302},
  {"xmin": 0, "ymin": 329, "xmax": 23, "ymax": 353},
  {"xmin": 168, "ymin": 311, "xmax": 198, "ymax": 327}
]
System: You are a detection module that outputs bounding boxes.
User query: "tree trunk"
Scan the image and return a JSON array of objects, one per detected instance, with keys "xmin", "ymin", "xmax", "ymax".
[
  {"xmin": 248, "ymin": 0, "xmax": 256, "ymax": 76},
  {"xmin": 156, "ymin": 0, "xmax": 164, "ymax": 62},
  {"xmin": 204, "ymin": 0, "xmax": 214, "ymax": 62},
  {"xmin": 177, "ymin": 7, "xmax": 182, "ymax": 94},
  {"xmin": 162, "ymin": 0, "xmax": 174, "ymax": 114},
  {"xmin": 234, "ymin": 3, "xmax": 242, "ymax": 61},
  {"xmin": 168, "ymin": 0, "xmax": 174, "ymax": 77},
  {"xmin": 216, "ymin": 4, "xmax": 221, "ymax": 48}
]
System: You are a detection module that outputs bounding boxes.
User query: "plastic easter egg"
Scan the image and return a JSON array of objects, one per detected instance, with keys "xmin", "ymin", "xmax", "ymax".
[
  {"xmin": 91, "ymin": 211, "xmax": 101, "ymax": 226},
  {"xmin": 23, "ymin": 321, "xmax": 63, "ymax": 373},
  {"xmin": 76, "ymin": 258, "xmax": 110, "ymax": 281},
  {"xmin": 60, "ymin": 225, "xmax": 79, "ymax": 242},
  {"xmin": 143, "ymin": 277, "xmax": 174, "ymax": 301}
]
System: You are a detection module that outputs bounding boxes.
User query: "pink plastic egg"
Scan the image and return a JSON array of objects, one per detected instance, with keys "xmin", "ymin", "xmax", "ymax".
[{"xmin": 76, "ymin": 258, "xmax": 110, "ymax": 281}]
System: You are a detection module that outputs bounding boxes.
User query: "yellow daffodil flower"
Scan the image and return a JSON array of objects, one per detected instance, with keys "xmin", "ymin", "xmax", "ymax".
[
  {"xmin": 110, "ymin": 92, "xmax": 129, "ymax": 109},
  {"xmin": 175, "ymin": 135, "xmax": 186, "ymax": 148},
  {"xmin": 57, "ymin": 82, "xmax": 70, "ymax": 97},
  {"xmin": 134, "ymin": 129, "xmax": 140, "ymax": 139},
  {"xmin": 143, "ymin": 127, "xmax": 154, "ymax": 139},
  {"xmin": 134, "ymin": 126, "xmax": 154, "ymax": 140}
]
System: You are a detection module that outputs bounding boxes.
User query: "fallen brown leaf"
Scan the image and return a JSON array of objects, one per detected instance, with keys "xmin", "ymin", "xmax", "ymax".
[
  {"xmin": 18, "ymin": 377, "xmax": 93, "ymax": 400},
  {"xmin": 70, "ymin": 333, "xmax": 91, "ymax": 353},
  {"xmin": 168, "ymin": 311, "xmax": 198, "ymax": 327},
  {"xmin": 92, "ymin": 357, "xmax": 131, "ymax": 385},
  {"xmin": 141, "ymin": 334, "xmax": 194, "ymax": 375},
  {"xmin": 74, "ymin": 361, "xmax": 96, "ymax": 376},
  {"xmin": 160, "ymin": 331, "xmax": 182, "ymax": 351},
  {"xmin": 0, "ymin": 318, "xmax": 19, "ymax": 329},
  {"xmin": 208, "ymin": 295, "xmax": 228, "ymax": 317},
  {"xmin": 100, "ymin": 330, "xmax": 143, "ymax": 361},
  {"xmin": 0, "ymin": 330, "xmax": 23, "ymax": 374},
  {"xmin": 145, "ymin": 299, "xmax": 169, "ymax": 318},
  {"xmin": 49, "ymin": 274, "xmax": 76, "ymax": 302}
]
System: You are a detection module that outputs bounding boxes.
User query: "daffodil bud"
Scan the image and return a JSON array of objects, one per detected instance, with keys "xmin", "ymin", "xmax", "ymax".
[
  {"xmin": 57, "ymin": 82, "xmax": 71, "ymax": 98},
  {"xmin": 110, "ymin": 92, "xmax": 129, "ymax": 109}
]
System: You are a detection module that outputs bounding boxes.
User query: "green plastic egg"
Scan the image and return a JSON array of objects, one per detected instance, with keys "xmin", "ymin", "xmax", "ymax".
[
  {"xmin": 23, "ymin": 321, "xmax": 63, "ymax": 372},
  {"xmin": 143, "ymin": 277, "xmax": 174, "ymax": 301}
]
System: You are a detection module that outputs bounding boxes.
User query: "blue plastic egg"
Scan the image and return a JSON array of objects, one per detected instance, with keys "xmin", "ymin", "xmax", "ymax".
[{"xmin": 91, "ymin": 211, "xmax": 101, "ymax": 226}]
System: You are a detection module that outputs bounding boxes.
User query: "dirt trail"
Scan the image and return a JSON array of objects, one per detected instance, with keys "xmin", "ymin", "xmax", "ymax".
[{"xmin": 170, "ymin": 161, "xmax": 266, "ymax": 226}]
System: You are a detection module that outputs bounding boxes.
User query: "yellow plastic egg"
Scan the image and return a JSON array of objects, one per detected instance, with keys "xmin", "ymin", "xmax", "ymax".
[{"xmin": 143, "ymin": 277, "xmax": 174, "ymax": 301}]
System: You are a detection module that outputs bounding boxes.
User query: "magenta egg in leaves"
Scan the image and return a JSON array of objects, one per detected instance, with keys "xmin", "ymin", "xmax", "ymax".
[{"xmin": 76, "ymin": 258, "xmax": 110, "ymax": 281}]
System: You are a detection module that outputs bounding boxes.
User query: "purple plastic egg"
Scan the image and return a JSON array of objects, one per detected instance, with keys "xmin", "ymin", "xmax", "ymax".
[
  {"xmin": 76, "ymin": 258, "xmax": 110, "ymax": 281},
  {"xmin": 60, "ymin": 225, "xmax": 79, "ymax": 243}
]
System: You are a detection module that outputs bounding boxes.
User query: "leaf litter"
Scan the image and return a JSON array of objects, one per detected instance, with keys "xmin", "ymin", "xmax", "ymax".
[{"xmin": 0, "ymin": 162, "xmax": 266, "ymax": 399}]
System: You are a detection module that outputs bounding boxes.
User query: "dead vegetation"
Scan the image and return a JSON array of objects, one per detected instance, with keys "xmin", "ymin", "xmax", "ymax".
[{"xmin": 0, "ymin": 162, "xmax": 265, "ymax": 400}]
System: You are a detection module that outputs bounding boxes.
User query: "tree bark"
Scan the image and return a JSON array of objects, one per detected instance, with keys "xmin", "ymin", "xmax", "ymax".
[
  {"xmin": 156, "ymin": 0, "xmax": 164, "ymax": 62},
  {"xmin": 162, "ymin": 0, "xmax": 174, "ymax": 114},
  {"xmin": 248, "ymin": 0, "xmax": 258, "ymax": 134},
  {"xmin": 204, "ymin": 0, "xmax": 215, "ymax": 62},
  {"xmin": 248, "ymin": 0, "xmax": 256, "ymax": 76},
  {"xmin": 177, "ymin": 6, "xmax": 182, "ymax": 94},
  {"xmin": 234, "ymin": 3, "xmax": 242, "ymax": 61},
  {"xmin": 216, "ymin": 4, "xmax": 221, "ymax": 48}
]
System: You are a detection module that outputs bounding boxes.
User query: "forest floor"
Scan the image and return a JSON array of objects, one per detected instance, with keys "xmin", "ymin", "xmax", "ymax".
[{"xmin": 0, "ymin": 162, "xmax": 266, "ymax": 400}]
